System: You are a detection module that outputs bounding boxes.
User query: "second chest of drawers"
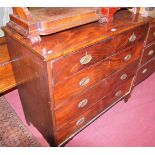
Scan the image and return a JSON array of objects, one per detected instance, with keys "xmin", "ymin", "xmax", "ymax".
[{"xmin": 135, "ymin": 21, "xmax": 155, "ymax": 85}]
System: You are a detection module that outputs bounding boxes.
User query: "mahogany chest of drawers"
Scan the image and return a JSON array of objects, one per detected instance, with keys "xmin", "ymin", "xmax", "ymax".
[{"xmin": 3, "ymin": 10, "xmax": 154, "ymax": 146}]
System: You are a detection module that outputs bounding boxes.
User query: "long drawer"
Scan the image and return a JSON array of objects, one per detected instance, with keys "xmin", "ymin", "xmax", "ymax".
[
  {"xmin": 53, "ymin": 44, "xmax": 143, "ymax": 105},
  {"xmin": 55, "ymin": 60, "xmax": 139, "ymax": 128},
  {"xmin": 56, "ymin": 78, "xmax": 133, "ymax": 145},
  {"xmin": 52, "ymin": 24, "xmax": 147, "ymax": 83}
]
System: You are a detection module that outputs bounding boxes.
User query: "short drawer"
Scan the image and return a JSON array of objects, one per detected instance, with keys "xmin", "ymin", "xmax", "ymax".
[
  {"xmin": 56, "ymin": 79, "xmax": 133, "ymax": 145},
  {"xmin": 145, "ymin": 23, "xmax": 155, "ymax": 45},
  {"xmin": 135, "ymin": 58, "xmax": 155, "ymax": 85},
  {"xmin": 140, "ymin": 42, "xmax": 155, "ymax": 66},
  {"xmin": 53, "ymin": 44, "xmax": 142, "ymax": 104},
  {"xmin": 52, "ymin": 38, "xmax": 115, "ymax": 84},
  {"xmin": 54, "ymin": 61, "xmax": 139, "ymax": 127},
  {"xmin": 115, "ymin": 24, "xmax": 148, "ymax": 51}
]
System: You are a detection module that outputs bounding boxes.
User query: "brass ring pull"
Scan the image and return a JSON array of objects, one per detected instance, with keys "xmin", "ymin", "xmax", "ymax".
[
  {"xmin": 120, "ymin": 73, "xmax": 127, "ymax": 80},
  {"xmin": 115, "ymin": 90, "xmax": 122, "ymax": 97},
  {"xmin": 80, "ymin": 54, "xmax": 92, "ymax": 65},
  {"xmin": 129, "ymin": 33, "xmax": 136, "ymax": 42},
  {"xmin": 124, "ymin": 54, "xmax": 132, "ymax": 61},
  {"xmin": 76, "ymin": 117, "xmax": 85, "ymax": 126},
  {"xmin": 78, "ymin": 99, "xmax": 88, "ymax": 108},
  {"xmin": 148, "ymin": 50, "xmax": 154, "ymax": 56},
  {"xmin": 153, "ymin": 32, "xmax": 155, "ymax": 37},
  {"xmin": 142, "ymin": 68, "xmax": 148, "ymax": 74},
  {"xmin": 79, "ymin": 77, "xmax": 90, "ymax": 86}
]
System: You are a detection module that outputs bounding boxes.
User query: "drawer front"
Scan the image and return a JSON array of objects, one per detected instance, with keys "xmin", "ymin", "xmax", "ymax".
[
  {"xmin": 146, "ymin": 24, "xmax": 155, "ymax": 45},
  {"xmin": 140, "ymin": 43, "xmax": 155, "ymax": 66},
  {"xmin": 135, "ymin": 58, "xmax": 155, "ymax": 85},
  {"xmin": 52, "ymin": 24, "xmax": 147, "ymax": 84},
  {"xmin": 115, "ymin": 24, "xmax": 148, "ymax": 51},
  {"xmin": 56, "ymin": 79, "xmax": 133, "ymax": 145},
  {"xmin": 54, "ymin": 44, "xmax": 142, "ymax": 104},
  {"xmin": 53, "ymin": 38, "xmax": 115, "ymax": 84},
  {"xmin": 55, "ymin": 61, "xmax": 139, "ymax": 127}
]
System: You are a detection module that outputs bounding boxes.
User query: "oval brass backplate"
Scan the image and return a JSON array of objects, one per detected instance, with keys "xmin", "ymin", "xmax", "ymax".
[
  {"xmin": 80, "ymin": 54, "xmax": 92, "ymax": 65},
  {"xmin": 148, "ymin": 50, "xmax": 154, "ymax": 56},
  {"xmin": 129, "ymin": 33, "xmax": 136, "ymax": 42},
  {"xmin": 124, "ymin": 54, "xmax": 132, "ymax": 61},
  {"xmin": 120, "ymin": 73, "xmax": 127, "ymax": 80},
  {"xmin": 142, "ymin": 68, "xmax": 148, "ymax": 74},
  {"xmin": 76, "ymin": 117, "xmax": 85, "ymax": 126},
  {"xmin": 78, "ymin": 99, "xmax": 88, "ymax": 108},
  {"xmin": 79, "ymin": 77, "xmax": 90, "ymax": 86},
  {"xmin": 115, "ymin": 90, "xmax": 122, "ymax": 97}
]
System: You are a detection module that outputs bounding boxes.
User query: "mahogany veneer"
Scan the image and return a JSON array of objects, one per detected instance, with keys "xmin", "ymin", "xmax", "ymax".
[
  {"xmin": 0, "ymin": 37, "xmax": 16, "ymax": 93},
  {"xmin": 3, "ymin": 9, "xmax": 154, "ymax": 146}
]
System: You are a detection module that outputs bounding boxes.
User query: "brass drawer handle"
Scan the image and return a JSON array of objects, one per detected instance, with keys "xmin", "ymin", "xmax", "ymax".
[
  {"xmin": 153, "ymin": 32, "xmax": 155, "ymax": 37},
  {"xmin": 79, "ymin": 77, "xmax": 90, "ymax": 86},
  {"xmin": 78, "ymin": 99, "xmax": 88, "ymax": 108},
  {"xmin": 129, "ymin": 33, "xmax": 136, "ymax": 42},
  {"xmin": 76, "ymin": 117, "xmax": 85, "ymax": 126},
  {"xmin": 115, "ymin": 90, "xmax": 122, "ymax": 97},
  {"xmin": 148, "ymin": 50, "xmax": 154, "ymax": 56},
  {"xmin": 80, "ymin": 54, "xmax": 92, "ymax": 65},
  {"xmin": 120, "ymin": 73, "xmax": 127, "ymax": 80},
  {"xmin": 124, "ymin": 54, "xmax": 132, "ymax": 61},
  {"xmin": 142, "ymin": 68, "xmax": 148, "ymax": 74}
]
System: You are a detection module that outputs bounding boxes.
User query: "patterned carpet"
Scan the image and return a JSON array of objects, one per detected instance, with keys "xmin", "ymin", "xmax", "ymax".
[{"xmin": 0, "ymin": 96, "xmax": 41, "ymax": 147}]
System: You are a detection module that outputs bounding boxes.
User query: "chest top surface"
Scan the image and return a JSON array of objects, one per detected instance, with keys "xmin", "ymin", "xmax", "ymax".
[{"xmin": 3, "ymin": 10, "xmax": 152, "ymax": 61}]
